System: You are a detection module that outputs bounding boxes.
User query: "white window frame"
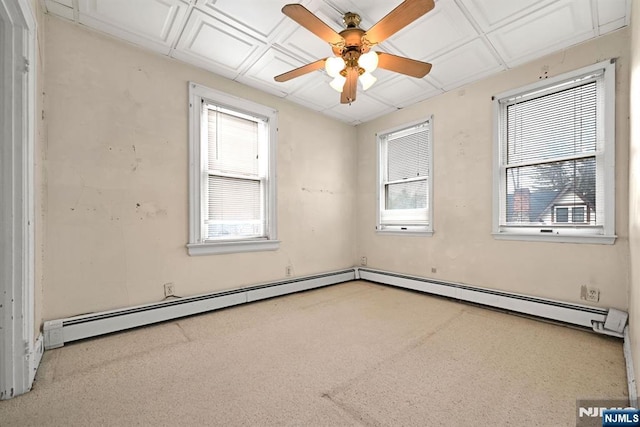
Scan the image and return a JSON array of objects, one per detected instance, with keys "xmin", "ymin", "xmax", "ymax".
[
  {"xmin": 492, "ymin": 60, "xmax": 616, "ymax": 244},
  {"xmin": 187, "ymin": 83, "xmax": 279, "ymax": 255},
  {"xmin": 376, "ymin": 117, "xmax": 434, "ymax": 236}
]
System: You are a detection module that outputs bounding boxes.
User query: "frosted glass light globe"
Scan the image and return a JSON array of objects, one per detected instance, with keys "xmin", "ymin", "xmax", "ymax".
[
  {"xmin": 329, "ymin": 75, "xmax": 346, "ymax": 92},
  {"xmin": 359, "ymin": 72, "xmax": 377, "ymax": 90},
  {"xmin": 358, "ymin": 51, "xmax": 378, "ymax": 72},
  {"xmin": 325, "ymin": 56, "xmax": 345, "ymax": 78}
]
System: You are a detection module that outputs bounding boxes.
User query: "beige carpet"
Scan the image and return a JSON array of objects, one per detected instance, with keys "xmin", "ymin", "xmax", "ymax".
[{"xmin": 0, "ymin": 281, "xmax": 628, "ymax": 426}]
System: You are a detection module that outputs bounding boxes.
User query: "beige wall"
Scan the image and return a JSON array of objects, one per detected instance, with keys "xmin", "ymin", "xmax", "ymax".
[
  {"xmin": 43, "ymin": 16, "xmax": 357, "ymax": 320},
  {"xmin": 42, "ymin": 12, "xmax": 633, "ymax": 322},
  {"xmin": 356, "ymin": 29, "xmax": 631, "ymax": 310},
  {"xmin": 628, "ymin": 0, "xmax": 640, "ymax": 397}
]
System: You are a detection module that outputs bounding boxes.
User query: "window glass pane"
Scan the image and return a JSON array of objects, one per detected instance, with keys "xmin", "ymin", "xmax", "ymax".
[
  {"xmin": 505, "ymin": 157, "xmax": 596, "ymax": 225},
  {"xmin": 207, "ymin": 176, "xmax": 263, "ymax": 238},
  {"xmin": 573, "ymin": 206, "xmax": 585, "ymax": 223},
  {"xmin": 387, "ymin": 128, "xmax": 429, "ymax": 181},
  {"xmin": 555, "ymin": 207, "xmax": 568, "ymax": 223},
  {"xmin": 208, "ymin": 109, "xmax": 259, "ymax": 176},
  {"xmin": 506, "ymin": 82, "xmax": 597, "ymax": 165},
  {"xmin": 386, "ymin": 180, "xmax": 427, "ymax": 210}
]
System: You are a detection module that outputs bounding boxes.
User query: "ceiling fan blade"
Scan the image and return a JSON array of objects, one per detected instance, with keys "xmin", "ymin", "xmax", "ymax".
[
  {"xmin": 282, "ymin": 4, "xmax": 343, "ymax": 45},
  {"xmin": 341, "ymin": 68, "xmax": 358, "ymax": 104},
  {"xmin": 364, "ymin": 0, "xmax": 435, "ymax": 44},
  {"xmin": 274, "ymin": 59, "xmax": 327, "ymax": 82},
  {"xmin": 376, "ymin": 52, "xmax": 432, "ymax": 78}
]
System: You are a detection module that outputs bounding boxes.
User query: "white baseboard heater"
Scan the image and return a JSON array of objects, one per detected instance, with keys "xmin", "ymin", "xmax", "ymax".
[
  {"xmin": 357, "ymin": 267, "xmax": 626, "ymax": 335},
  {"xmin": 43, "ymin": 269, "xmax": 356, "ymax": 349},
  {"xmin": 43, "ymin": 267, "xmax": 627, "ymax": 350}
]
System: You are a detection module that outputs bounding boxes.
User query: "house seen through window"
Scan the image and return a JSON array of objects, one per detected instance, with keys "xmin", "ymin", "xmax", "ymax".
[{"xmin": 493, "ymin": 60, "xmax": 615, "ymax": 243}]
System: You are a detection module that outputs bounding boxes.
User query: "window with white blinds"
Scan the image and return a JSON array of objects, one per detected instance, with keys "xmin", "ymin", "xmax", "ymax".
[
  {"xmin": 493, "ymin": 60, "xmax": 616, "ymax": 244},
  {"xmin": 377, "ymin": 119, "xmax": 433, "ymax": 234},
  {"xmin": 205, "ymin": 106, "xmax": 264, "ymax": 240},
  {"xmin": 187, "ymin": 83, "xmax": 278, "ymax": 256}
]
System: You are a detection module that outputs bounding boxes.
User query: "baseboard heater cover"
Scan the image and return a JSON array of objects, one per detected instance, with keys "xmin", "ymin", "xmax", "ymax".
[
  {"xmin": 43, "ymin": 269, "xmax": 355, "ymax": 349},
  {"xmin": 357, "ymin": 268, "xmax": 613, "ymax": 330},
  {"xmin": 43, "ymin": 267, "xmax": 624, "ymax": 350}
]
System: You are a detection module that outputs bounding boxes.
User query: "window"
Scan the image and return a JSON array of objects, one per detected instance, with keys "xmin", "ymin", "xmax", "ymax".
[
  {"xmin": 553, "ymin": 205, "xmax": 588, "ymax": 224},
  {"xmin": 377, "ymin": 118, "xmax": 433, "ymax": 235},
  {"xmin": 493, "ymin": 60, "xmax": 616, "ymax": 244},
  {"xmin": 187, "ymin": 83, "xmax": 279, "ymax": 255}
]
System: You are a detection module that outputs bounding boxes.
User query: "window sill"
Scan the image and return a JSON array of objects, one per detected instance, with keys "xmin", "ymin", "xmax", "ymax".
[
  {"xmin": 187, "ymin": 239, "xmax": 281, "ymax": 256},
  {"xmin": 376, "ymin": 229, "xmax": 433, "ymax": 237},
  {"xmin": 492, "ymin": 232, "xmax": 616, "ymax": 245}
]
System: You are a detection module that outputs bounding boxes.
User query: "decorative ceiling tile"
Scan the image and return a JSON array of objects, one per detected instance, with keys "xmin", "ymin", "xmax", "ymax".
[
  {"xmin": 428, "ymin": 38, "xmax": 504, "ymax": 91},
  {"xmin": 240, "ymin": 48, "xmax": 317, "ymax": 96},
  {"xmin": 173, "ymin": 9, "xmax": 266, "ymax": 79},
  {"xmin": 389, "ymin": 0, "xmax": 478, "ymax": 61},
  {"xmin": 457, "ymin": 0, "xmax": 556, "ymax": 32},
  {"xmin": 277, "ymin": 25, "xmax": 335, "ymax": 64},
  {"xmin": 287, "ymin": 76, "xmax": 342, "ymax": 111},
  {"xmin": 194, "ymin": 0, "xmax": 298, "ymax": 41},
  {"xmin": 366, "ymin": 70, "xmax": 441, "ymax": 108},
  {"xmin": 45, "ymin": 0, "xmax": 629, "ymax": 125},
  {"xmin": 596, "ymin": 0, "xmax": 629, "ymax": 34},
  {"xmin": 77, "ymin": 0, "xmax": 189, "ymax": 55},
  {"xmin": 486, "ymin": 0, "xmax": 595, "ymax": 67}
]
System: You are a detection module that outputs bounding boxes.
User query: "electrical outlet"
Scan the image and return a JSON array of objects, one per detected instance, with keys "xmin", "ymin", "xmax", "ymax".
[
  {"xmin": 586, "ymin": 287, "xmax": 600, "ymax": 302},
  {"xmin": 164, "ymin": 283, "xmax": 175, "ymax": 297},
  {"xmin": 285, "ymin": 265, "xmax": 292, "ymax": 277},
  {"xmin": 360, "ymin": 256, "xmax": 367, "ymax": 266},
  {"xmin": 431, "ymin": 267, "xmax": 437, "ymax": 274},
  {"xmin": 581, "ymin": 285, "xmax": 600, "ymax": 302}
]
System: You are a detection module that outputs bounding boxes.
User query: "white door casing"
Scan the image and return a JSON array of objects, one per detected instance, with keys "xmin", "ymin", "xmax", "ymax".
[{"xmin": 0, "ymin": 0, "xmax": 37, "ymax": 400}]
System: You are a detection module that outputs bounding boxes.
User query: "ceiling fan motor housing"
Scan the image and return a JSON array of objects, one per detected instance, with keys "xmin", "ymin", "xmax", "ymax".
[{"xmin": 332, "ymin": 12, "xmax": 370, "ymax": 59}]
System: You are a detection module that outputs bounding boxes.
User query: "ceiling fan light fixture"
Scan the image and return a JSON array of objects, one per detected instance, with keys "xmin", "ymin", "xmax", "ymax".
[
  {"xmin": 358, "ymin": 51, "xmax": 378, "ymax": 73},
  {"xmin": 359, "ymin": 72, "xmax": 377, "ymax": 90},
  {"xmin": 330, "ymin": 74, "xmax": 346, "ymax": 92},
  {"xmin": 275, "ymin": 2, "xmax": 436, "ymax": 104},
  {"xmin": 325, "ymin": 56, "xmax": 345, "ymax": 77}
]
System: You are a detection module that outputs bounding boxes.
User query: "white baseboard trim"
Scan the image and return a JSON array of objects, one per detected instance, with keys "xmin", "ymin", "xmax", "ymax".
[
  {"xmin": 357, "ymin": 267, "xmax": 616, "ymax": 330},
  {"xmin": 43, "ymin": 269, "xmax": 355, "ymax": 349}
]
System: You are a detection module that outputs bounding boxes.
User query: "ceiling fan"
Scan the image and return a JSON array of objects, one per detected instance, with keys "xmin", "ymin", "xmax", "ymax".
[{"xmin": 274, "ymin": 0, "xmax": 435, "ymax": 104}]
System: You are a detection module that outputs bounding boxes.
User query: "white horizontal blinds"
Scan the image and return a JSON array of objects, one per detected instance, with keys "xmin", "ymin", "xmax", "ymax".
[
  {"xmin": 503, "ymin": 77, "xmax": 601, "ymax": 227},
  {"xmin": 208, "ymin": 108, "xmax": 259, "ymax": 175},
  {"xmin": 207, "ymin": 177, "xmax": 262, "ymax": 237},
  {"xmin": 206, "ymin": 105, "xmax": 265, "ymax": 239},
  {"xmin": 381, "ymin": 123, "xmax": 429, "ymax": 226}
]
